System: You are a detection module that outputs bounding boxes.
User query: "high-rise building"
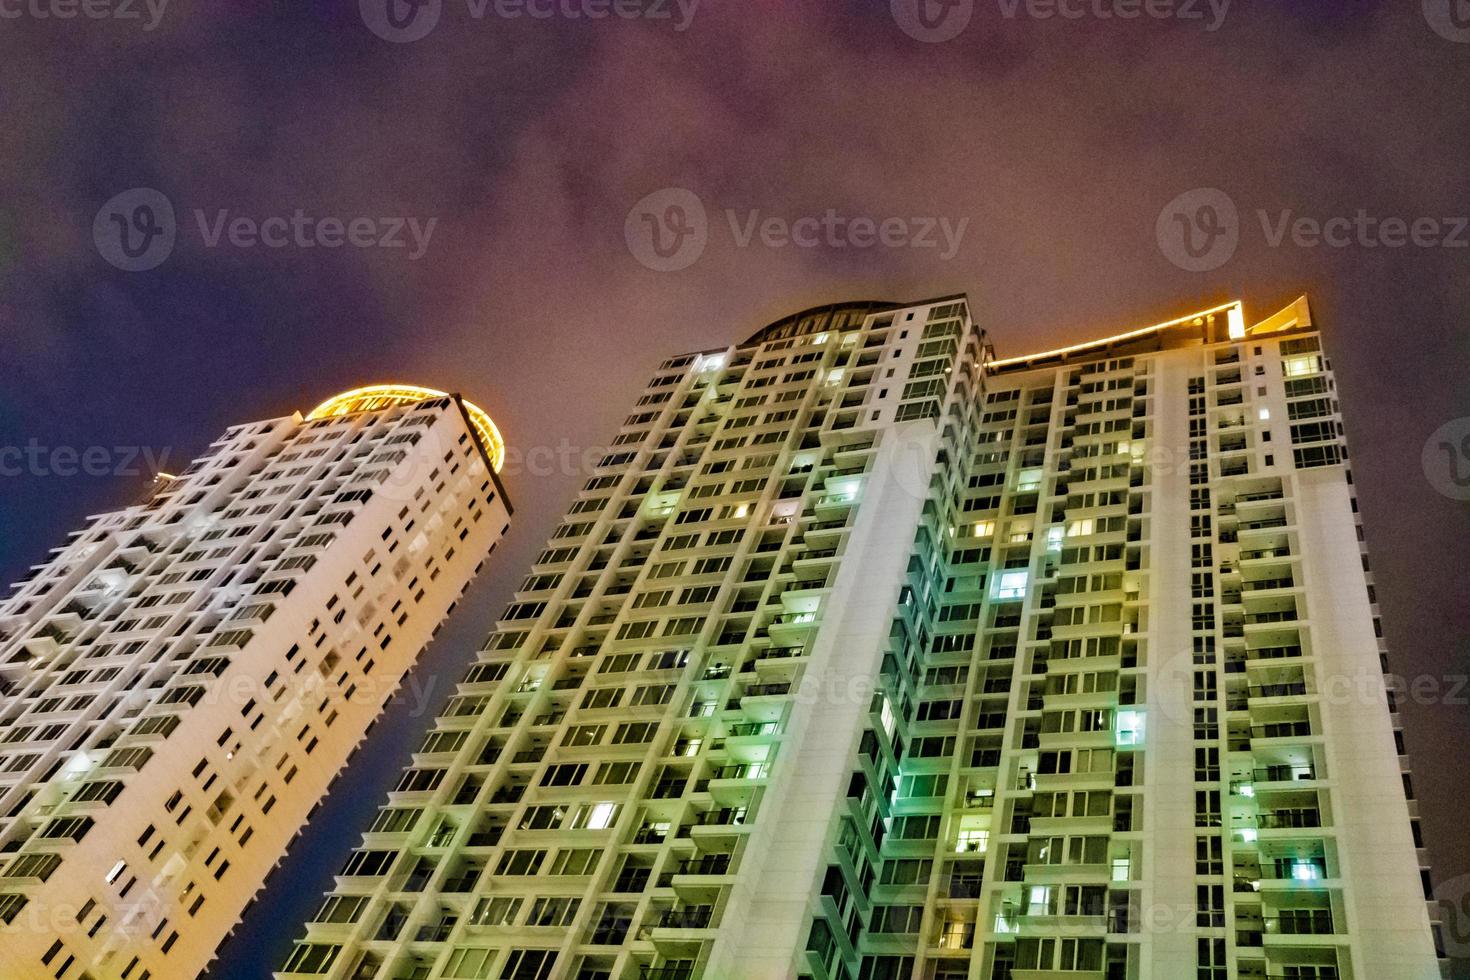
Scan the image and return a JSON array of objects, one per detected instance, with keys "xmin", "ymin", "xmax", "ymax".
[
  {"xmin": 277, "ymin": 299, "xmax": 1442, "ymax": 980},
  {"xmin": 0, "ymin": 385, "xmax": 512, "ymax": 980}
]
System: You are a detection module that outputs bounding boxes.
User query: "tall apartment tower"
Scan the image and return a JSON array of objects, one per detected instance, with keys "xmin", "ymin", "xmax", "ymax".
[
  {"xmin": 0, "ymin": 385, "xmax": 512, "ymax": 980},
  {"xmin": 278, "ymin": 299, "xmax": 1441, "ymax": 980}
]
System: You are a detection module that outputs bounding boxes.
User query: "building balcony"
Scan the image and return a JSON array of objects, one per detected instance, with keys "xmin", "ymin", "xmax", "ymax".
[
  {"xmin": 1247, "ymin": 681, "xmax": 1310, "ymax": 701},
  {"xmin": 1256, "ymin": 865, "xmax": 1334, "ymax": 890},
  {"xmin": 639, "ymin": 968, "xmax": 694, "ymax": 980},
  {"xmin": 1262, "ymin": 910, "xmax": 1337, "ymax": 938},
  {"xmin": 654, "ymin": 904, "xmax": 715, "ymax": 930},
  {"xmin": 1240, "ymin": 545, "xmax": 1293, "ymax": 562},
  {"xmin": 1013, "ymin": 911, "xmax": 1109, "ymax": 935},
  {"xmin": 1245, "ymin": 645, "xmax": 1304, "ymax": 663},
  {"xmin": 1252, "ymin": 764, "xmax": 1318, "ymax": 784},
  {"xmin": 1026, "ymin": 813, "xmax": 1113, "ymax": 836},
  {"xmin": 1257, "ymin": 810, "xmax": 1324, "ymax": 831},
  {"xmin": 658, "ymin": 854, "xmax": 735, "ymax": 900},
  {"xmin": 1022, "ymin": 861, "xmax": 1110, "ymax": 886},
  {"xmin": 1244, "ymin": 611, "xmax": 1300, "ymax": 633},
  {"xmin": 1235, "ymin": 488, "xmax": 1286, "ymax": 506},
  {"xmin": 1031, "ymin": 769, "xmax": 1116, "ymax": 792},
  {"xmin": 1250, "ymin": 721, "xmax": 1314, "ymax": 742}
]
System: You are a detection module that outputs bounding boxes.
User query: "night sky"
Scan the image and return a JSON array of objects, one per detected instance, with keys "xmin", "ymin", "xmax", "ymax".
[{"xmin": 1, "ymin": 0, "xmax": 1467, "ymax": 976}]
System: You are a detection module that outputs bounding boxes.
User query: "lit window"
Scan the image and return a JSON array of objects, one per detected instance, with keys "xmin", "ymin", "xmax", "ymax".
[
  {"xmin": 1283, "ymin": 355, "xmax": 1321, "ymax": 377},
  {"xmin": 586, "ymin": 803, "xmax": 618, "ymax": 830},
  {"xmin": 952, "ymin": 816, "xmax": 987, "ymax": 852},
  {"xmin": 1228, "ymin": 305, "xmax": 1246, "ymax": 339},
  {"xmin": 1115, "ymin": 710, "xmax": 1145, "ymax": 746},
  {"xmin": 995, "ymin": 571, "xmax": 1029, "ymax": 601},
  {"xmin": 1291, "ymin": 861, "xmax": 1321, "ymax": 881},
  {"xmin": 878, "ymin": 695, "xmax": 896, "ymax": 739}
]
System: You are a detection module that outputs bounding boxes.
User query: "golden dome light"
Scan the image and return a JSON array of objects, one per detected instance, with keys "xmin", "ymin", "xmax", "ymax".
[{"xmin": 306, "ymin": 384, "xmax": 506, "ymax": 472}]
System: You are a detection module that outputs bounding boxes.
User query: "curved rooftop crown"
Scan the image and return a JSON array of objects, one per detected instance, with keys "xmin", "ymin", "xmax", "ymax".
[
  {"xmin": 742, "ymin": 300, "xmax": 901, "ymax": 346},
  {"xmin": 306, "ymin": 384, "xmax": 506, "ymax": 472}
]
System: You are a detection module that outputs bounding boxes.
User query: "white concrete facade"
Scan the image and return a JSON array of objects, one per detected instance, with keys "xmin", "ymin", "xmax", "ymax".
[
  {"xmin": 0, "ymin": 390, "xmax": 510, "ymax": 980},
  {"xmin": 276, "ymin": 296, "xmax": 1441, "ymax": 980}
]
